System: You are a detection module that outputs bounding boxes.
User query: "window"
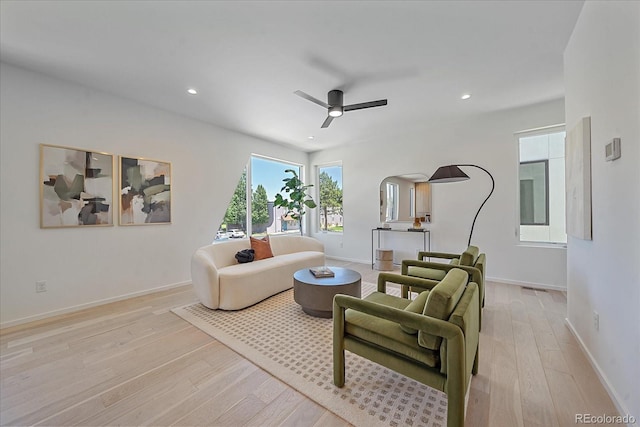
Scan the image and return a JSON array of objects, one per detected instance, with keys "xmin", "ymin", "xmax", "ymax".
[
  {"xmin": 385, "ymin": 182, "xmax": 398, "ymax": 221},
  {"xmin": 219, "ymin": 155, "xmax": 304, "ymax": 240},
  {"xmin": 517, "ymin": 126, "xmax": 566, "ymax": 244},
  {"xmin": 318, "ymin": 164, "xmax": 343, "ymax": 232},
  {"xmin": 520, "ymin": 160, "xmax": 549, "ymax": 225}
]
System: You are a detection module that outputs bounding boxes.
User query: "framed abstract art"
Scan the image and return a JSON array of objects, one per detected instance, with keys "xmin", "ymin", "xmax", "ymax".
[
  {"xmin": 40, "ymin": 144, "xmax": 114, "ymax": 228},
  {"xmin": 119, "ymin": 156, "xmax": 171, "ymax": 225}
]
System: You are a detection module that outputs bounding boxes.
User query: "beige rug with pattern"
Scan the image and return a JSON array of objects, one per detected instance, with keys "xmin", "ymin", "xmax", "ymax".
[{"xmin": 172, "ymin": 282, "xmax": 447, "ymax": 427}]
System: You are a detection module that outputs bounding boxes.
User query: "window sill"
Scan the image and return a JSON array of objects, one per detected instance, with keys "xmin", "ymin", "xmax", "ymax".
[{"xmin": 517, "ymin": 241, "xmax": 567, "ymax": 249}]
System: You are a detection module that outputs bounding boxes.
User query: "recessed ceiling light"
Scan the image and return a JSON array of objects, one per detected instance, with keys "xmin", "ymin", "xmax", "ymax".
[
  {"xmin": 308, "ymin": 136, "xmax": 315, "ymax": 140},
  {"xmin": 461, "ymin": 93, "xmax": 471, "ymax": 100},
  {"xmin": 187, "ymin": 88, "xmax": 198, "ymax": 95}
]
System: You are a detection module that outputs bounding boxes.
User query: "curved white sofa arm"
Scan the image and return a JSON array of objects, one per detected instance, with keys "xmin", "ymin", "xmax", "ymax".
[
  {"xmin": 190, "ymin": 248, "xmax": 221, "ymax": 309},
  {"xmin": 191, "ymin": 234, "xmax": 325, "ymax": 310}
]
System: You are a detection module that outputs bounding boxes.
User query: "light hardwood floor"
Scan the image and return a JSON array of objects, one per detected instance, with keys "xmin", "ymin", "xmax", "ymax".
[{"xmin": 0, "ymin": 260, "xmax": 620, "ymax": 426}]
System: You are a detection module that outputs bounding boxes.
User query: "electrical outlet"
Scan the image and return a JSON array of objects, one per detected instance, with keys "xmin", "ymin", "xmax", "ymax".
[
  {"xmin": 593, "ymin": 311, "xmax": 599, "ymax": 331},
  {"xmin": 36, "ymin": 281, "xmax": 47, "ymax": 293}
]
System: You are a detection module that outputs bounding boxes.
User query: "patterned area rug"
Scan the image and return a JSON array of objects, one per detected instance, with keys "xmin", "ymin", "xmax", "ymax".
[{"xmin": 172, "ymin": 282, "xmax": 447, "ymax": 427}]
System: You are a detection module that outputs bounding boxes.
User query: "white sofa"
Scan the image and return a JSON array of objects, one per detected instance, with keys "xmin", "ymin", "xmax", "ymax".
[{"xmin": 191, "ymin": 234, "xmax": 325, "ymax": 310}]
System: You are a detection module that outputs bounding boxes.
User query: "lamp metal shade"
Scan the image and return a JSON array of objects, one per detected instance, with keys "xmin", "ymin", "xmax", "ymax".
[{"xmin": 428, "ymin": 165, "xmax": 470, "ymax": 183}]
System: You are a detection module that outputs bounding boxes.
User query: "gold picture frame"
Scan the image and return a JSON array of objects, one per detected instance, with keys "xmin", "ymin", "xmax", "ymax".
[
  {"xmin": 119, "ymin": 155, "xmax": 172, "ymax": 225},
  {"xmin": 40, "ymin": 144, "xmax": 115, "ymax": 228}
]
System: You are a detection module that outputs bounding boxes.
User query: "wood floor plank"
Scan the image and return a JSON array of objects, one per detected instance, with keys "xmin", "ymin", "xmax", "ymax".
[
  {"xmin": 312, "ymin": 410, "xmax": 352, "ymax": 427},
  {"xmin": 213, "ymin": 394, "xmax": 267, "ymax": 426},
  {"xmin": 536, "ymin": 290, "xmax": 567, "ymax": 315},
  {"xmin": 471, "ymin": 334, "xmax": 494, "ymax": 394},
  {"xmin": 243, "ymin": 387, "xmax": 306, "ymax": 426},
  {"xmin": 487, "ymin": 340, "xmax": 524, "ymax": 427},
  {"xmin": 144, "ymin": 359, "xmax": 259, "ymax": 426},
  {"xmin": 466, "ymin": 387, "xmax": 490, "ymax": 427},
  {"xmin": 3, "ymin": 328, "xmax": 213, "ymax": 426},
  {"xmin": 172, "ymin": 369, "xmax": 271, "ymax": 426},
  {"xmin": 558, "ymin": 341, "xmax": 620, "ymax": 417},
  {"xmin": 278, "ymin": 396, "xmax": 326, "ymax": 427},
  {"xmin": 544, "ymin": 367, "xmax": 588, "ymax": 426},
  {"xmin": 544, "ymin": 312, "xmax": 573, "ymax": 345},
  {"xmin": 512, "ymin": 320, "xmax": 559, "ymax": 426}
]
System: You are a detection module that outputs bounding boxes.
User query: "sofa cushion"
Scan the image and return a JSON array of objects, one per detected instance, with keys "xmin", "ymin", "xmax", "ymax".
[
  {"xmin": 406, "ymin": 266, "xmax": 447, "ymax": 281},
  {"xmin": 459, "ymin": 245, "xmax": 480, "ymax": 266},
  {"xmin": 345, "ymin": 292, "xmax": 439, "ymax": 367},
  {"xmin": 217, "ymin": 250, "xmax": 324, "ymax": 310},
  {"xmin": 418, "ymin": 268, "xmax": 468, "ymax": 350},
  {"xmin": 400, "ymin": 291, "xmax": 430, "ymax": 335},
  {"xmin": 250, "ymin": 235, "xmax": 274, "ymax": 260}
]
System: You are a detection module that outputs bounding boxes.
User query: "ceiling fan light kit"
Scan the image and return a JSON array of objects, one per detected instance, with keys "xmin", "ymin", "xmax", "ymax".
[{"xmin": 295, "ymin": 89, "xmax": 387, "ymax": 128}]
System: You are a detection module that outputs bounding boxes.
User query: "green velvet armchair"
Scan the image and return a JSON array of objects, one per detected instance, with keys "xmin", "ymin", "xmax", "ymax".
[
  {"xmin": 333, "ymin": 269, "xmax": 480, "ymax": 427},
  {"xmin": 402, "ymin": 246, "xmax": 486, "ymax": 327}
]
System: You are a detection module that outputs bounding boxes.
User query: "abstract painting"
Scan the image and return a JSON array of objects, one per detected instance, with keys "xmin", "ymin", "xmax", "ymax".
[
  {"xmin": 120, "ymin": 156, "xmax": 171, "ymax": 225},
  {"xmin": 565, "ymin": 116, "xmax": 592, "ymax": 240},
  {"xmin": 40, "ymin": 144, "xmax": 114, "ymax": 228}
]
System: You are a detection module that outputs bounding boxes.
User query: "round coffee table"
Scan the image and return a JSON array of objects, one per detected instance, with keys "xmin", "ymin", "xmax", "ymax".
[{"xmin": 293, "ymin": 267, "xmax": 361, "ymax": 318}]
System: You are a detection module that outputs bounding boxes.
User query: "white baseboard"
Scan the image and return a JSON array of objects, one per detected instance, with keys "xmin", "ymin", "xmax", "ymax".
[
  {"xmin": 0, "ymin": 281, "xmax": 191, "ymax": 330},
  {"xmin": 486, "ymin": 276, "xmax": 566, "ymax": 292},
  {"xmin": 326, "ymin": 255, "xmax": 371, "ymax": 265},
  {"xmin": 325, "ymin": 260, "xmax": 568, "ymax": 292},
  {"xmin": 565, "ymin": 319, "xmax": 636, "ymax": 426}
]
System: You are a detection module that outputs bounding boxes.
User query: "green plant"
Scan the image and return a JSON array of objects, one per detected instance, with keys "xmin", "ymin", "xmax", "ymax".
[{"xmin": 273, "ymin": 169, "xmax": 317, "ymax": 235}]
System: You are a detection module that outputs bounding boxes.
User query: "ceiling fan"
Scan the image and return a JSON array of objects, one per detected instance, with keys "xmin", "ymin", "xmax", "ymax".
[{"xmin": 294, "ymin": 89, "xmax": 387, "ymax": 128}]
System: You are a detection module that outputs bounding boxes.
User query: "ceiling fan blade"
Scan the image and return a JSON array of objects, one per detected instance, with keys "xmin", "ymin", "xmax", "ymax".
[
  {"xmin": 343, "ymin": 99, "xmax": 388, "ymax": 112},
  {"xmin": 321, "ymin": 116, "xmax": 334, "ymax": 128},
  {"xmin": 294, "ymin": 90, "xmax": 329, "ymax": 108}
]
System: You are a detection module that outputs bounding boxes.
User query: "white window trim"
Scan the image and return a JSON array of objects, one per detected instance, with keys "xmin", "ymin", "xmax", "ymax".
[
  {"xmin": 514, "ymin": 124, "xmax": 568, "ymax": 247},
  {"xmin": 249, "ymin": 153, "xmax": 305, "ymax": 236},
  {"xmin": 316, "ymin": 161, "xmax": 343, "ymax": 234}
]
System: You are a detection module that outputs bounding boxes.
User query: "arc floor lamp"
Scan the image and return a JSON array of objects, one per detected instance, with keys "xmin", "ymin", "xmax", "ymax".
[{"xmin": 428, "ymin": 164, "xmax": 495, "ymax": 247}]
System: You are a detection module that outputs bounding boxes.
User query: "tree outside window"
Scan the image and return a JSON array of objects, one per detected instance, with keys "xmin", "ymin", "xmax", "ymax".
[
  {"xmin": 222, "ymin": 169, "xmax": 247, "ymax": 232},
  {"xmin": 318, "ymin": 165, "xmax": 343, "ymax": 232},
  {"xmin": 251, "ymin": 184, "xmax": 270, "ymax": 233},
  {"xmin": 218, "ymin": 156, "xmax": 306, "ymax": 241}
]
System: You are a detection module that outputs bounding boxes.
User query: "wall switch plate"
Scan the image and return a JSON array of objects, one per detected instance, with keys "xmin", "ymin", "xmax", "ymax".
[
  {"xmin": 593, "ymin": 311, "xmax": 599, "ymax": 331},
  {"xmin": 36, "ymin": 281, "xmax": 47, "ymax": 293},
  {"xmin": 605, "ymin": 138, "xmax": 621, "ymax": 161}
]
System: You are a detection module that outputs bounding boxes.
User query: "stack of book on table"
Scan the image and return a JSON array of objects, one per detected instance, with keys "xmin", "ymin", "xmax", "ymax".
[{"xmin": 309, "ymin": 266, "xmax": 335, "ymax": 278}]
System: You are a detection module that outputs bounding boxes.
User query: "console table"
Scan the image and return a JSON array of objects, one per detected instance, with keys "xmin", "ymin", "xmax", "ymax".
[{"xmin": 371, "ymin": 228, "xmax": 431, "ymax": 269}]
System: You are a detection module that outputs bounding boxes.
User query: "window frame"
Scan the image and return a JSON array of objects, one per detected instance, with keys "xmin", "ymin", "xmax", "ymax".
[
  {"xmin": 385, "ymin": 182, "xmax": 399, "ymax": 221},
  {"xmin": 220, "ymin": 154, "xmax": 306, "ymax": 239},
  {"xmin": 519, "ymin": 159, "xmax": 550, "ymax": 226},
  {"xmin": 316, "ymin": 162, "xmax": 344, "ymax": 234},
  {"xmin": 515, "ymin": 124, "xmax": 567, "ymax": 246}
]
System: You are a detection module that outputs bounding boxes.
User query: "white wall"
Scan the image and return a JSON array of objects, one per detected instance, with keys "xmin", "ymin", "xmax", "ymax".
[
  {"xmin": 0, "ymin": 63, "xmax": 307, "ymax": 327},
  {"xmin": 564, "ymin": 1, "xmax": 640, "ymax": 419},
  {"xmin": 310, "ymin": 99, "xmax": 567, "ymax": 289}
]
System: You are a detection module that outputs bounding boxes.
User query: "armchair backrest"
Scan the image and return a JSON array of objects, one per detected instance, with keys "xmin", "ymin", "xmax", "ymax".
[
  {"xmin": 419, "ymin": 269, "xmax": 469, "ymax": 351},
  {"xmin": 459, "ymin": 245, "xmax": 480, "ymax": 266},
  {"xmin": 459, "ymin": 245, "xmax": 486, "ymax": 283}
]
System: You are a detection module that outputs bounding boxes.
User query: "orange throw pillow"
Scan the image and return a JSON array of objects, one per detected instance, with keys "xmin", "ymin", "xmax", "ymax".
[{"xmin": 250, "ymin": 235, "xmax": 274, "ymax": 260}]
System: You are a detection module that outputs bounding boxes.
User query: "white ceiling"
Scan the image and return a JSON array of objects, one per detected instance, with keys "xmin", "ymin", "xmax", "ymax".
[{"xmin": 0, "ymin": 1, "xmax": 583, "ymax": 152}]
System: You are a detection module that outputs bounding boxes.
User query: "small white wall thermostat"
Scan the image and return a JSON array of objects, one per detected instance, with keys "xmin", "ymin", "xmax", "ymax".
[{"xmin": 605, "ymin": 138, "xmax": 621, "ymax": 161}]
